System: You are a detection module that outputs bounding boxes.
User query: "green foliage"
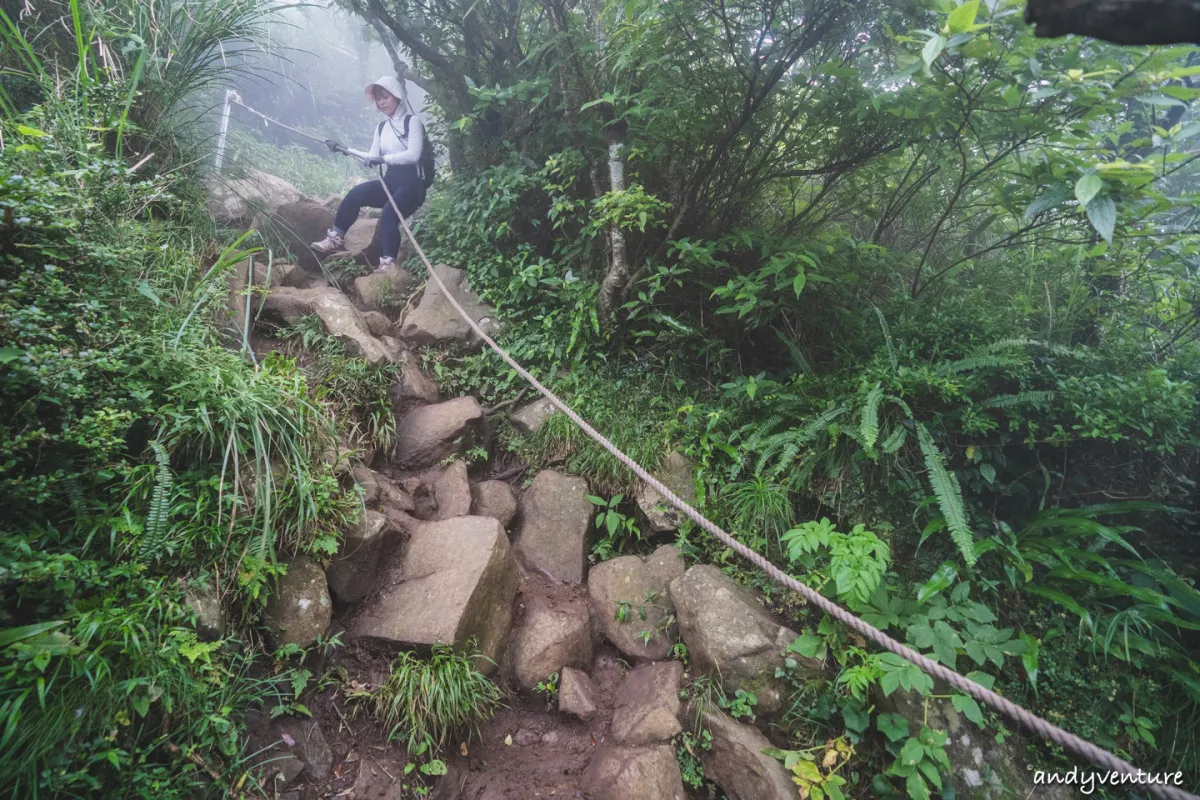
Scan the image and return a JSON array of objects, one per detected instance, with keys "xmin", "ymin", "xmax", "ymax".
[
  {"xmin": 367, "ymin": 645, "xmax": 504, "ymax": 754},
  {"xmin": 782, "ymin": 519, "xmax": 890, "ymax": 608},
  {"xmin": 277, "ymin": 315, "xmax": 401, "ymax": 452},
  {"xmin": 0, "ymin": 10, "xmax": 366, "ymax": 794}
]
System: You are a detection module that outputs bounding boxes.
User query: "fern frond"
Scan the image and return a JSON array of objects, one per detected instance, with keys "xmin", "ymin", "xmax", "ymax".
[
  {"xmin": 880, "ymin": 425, "xmax": 908, "ymax": 454},
  {"xmin": 860, "ymin": 384, "xmax": 884, "ymax": 452},
  {"xmin": 981, "ymin": 391, "xmax": 1055, "ymax": 409},
  {"xmin": 140, "ymin": 441, "xmax": 173, "ymax": 562},
  {"xmin": 942, "ymin": 355, "xmax": 1025, "ymax": 374},
  {"xmin": 915, "ymin": 423, "xmax": 976, "ymax": 566},
  {"xmin": 751, "ymin": 405, "xmax": 849, "ymax": 478},
  {"xmin": 873, "ymin": 305, "xmax": 897, "ymax": 372}
]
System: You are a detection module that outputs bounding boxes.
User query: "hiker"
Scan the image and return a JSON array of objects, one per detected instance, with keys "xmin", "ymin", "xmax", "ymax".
[{"xmin": 311, "ymin": 75, "xmax": 428, "ymax": 273}]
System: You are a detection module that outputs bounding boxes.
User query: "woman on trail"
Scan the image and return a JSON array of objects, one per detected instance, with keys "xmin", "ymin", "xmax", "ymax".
[{"xmin": 311, "ymin": 75, "xmax": 427, "ymax": 273}]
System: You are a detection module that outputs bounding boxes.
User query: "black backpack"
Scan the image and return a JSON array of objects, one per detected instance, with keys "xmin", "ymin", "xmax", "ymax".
[{"xmin": 377, "ymin": 115, "xmax": 436, "ymax": 189}]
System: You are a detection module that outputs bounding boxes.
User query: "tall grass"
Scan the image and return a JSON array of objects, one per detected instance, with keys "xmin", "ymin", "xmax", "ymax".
[
  {"xmin": 1, "ymin": 0, "xmax": 285, "ymax": 159},
  {"xmin": 367, "ymin": 645, "xmax": 504, "ymax": 753}
]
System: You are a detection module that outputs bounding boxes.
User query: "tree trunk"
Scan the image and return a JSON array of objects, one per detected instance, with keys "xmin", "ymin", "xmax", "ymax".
[
  {"xmin": 1025, "ymin": 0, "xmax": 1200, "ymax": 45},
  {"xmin": 598, "ymin": 128, "xmax": 630, "ymax": 324}
]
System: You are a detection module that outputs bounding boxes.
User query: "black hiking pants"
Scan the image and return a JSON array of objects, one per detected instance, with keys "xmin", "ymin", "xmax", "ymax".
[{"xmin": 333, "ymin": 165, "xmax": 426, "ymax": 260}]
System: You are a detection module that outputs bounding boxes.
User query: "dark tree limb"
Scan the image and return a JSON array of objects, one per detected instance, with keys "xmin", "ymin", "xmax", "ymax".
[
  {"xmin": 1024, "ymin": 0, "xmax": 1200, "ymax": 46},
  {"xmin": 364, "ymin": 13, "xmax": 436, "ymax": 93}
]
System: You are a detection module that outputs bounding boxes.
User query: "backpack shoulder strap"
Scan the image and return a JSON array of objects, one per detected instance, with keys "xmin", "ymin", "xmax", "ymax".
[{"xmin": 403, "ymin": 115, "xmax": 411, "ymax": 137}]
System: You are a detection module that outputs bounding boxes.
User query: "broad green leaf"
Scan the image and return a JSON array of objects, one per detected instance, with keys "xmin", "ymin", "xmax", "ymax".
[
  {"xmin": 979, "ymin": 464, "xmax": 996, "ymax": 484},
  {"xmin": 1020, "ymin": 633, "xmax": 1039, "ymax": 691},
  {"xmin": 1074, "ymin": 174, "xmax": 1102, "ymax": 208},
  {"xmin": 788, "ymin": 634, "xmax": 828, "ymax": 661},
  {"xmin": 918, "ymin": 562, "xmax": 958, "ymax": 605},
  {"xmin": 1024, "ymin": 185, "xmax": 1069, "ymax": 221},
  {"xmin": 951, "ymin": 693, "xmax": 985, "ymax": 726},
  {"xmin": 899, "ymin": 736, "xmax": 924, "ymax": 767},
  {"xmin": 877, "ymin": 712, "xmax": 910, "ymax": 742},
  {"xmin": 947, "ymin": 0, "xmax": 980, "ymax": 34},
  {"xmin": 965, "ymin": 670, "xmax": 996, "ymax": 690},
  {"xmin": 907, "ymin": 771, "xmax": 931, "ymax": 800},
  {"xmin": 0, "ymin": 347, "xmax": 23, "ymax": 365},
  {"xmin": 0, "ymin": 621, "xmax": 67, "ymax": 648},
  {"xmin": 16, "ymin": 124, "xmax": 47, "ymax": 137},
  {"xmin": 137, "ymin": 281, "xmax": 161, "ymax": 306},
  {"xmin": 1085, "ymin": 195, "xmax": 1117, "ymax": 244},
  {"xmin": 922, "ymin": 35, "xmax": 946, "ymax": 73},
  {"xmin": 793, "ymin": 272, "xmax": 806, "ymax": 297}
]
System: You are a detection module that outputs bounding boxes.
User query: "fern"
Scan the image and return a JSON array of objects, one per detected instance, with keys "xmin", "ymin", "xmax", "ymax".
[
  {"xmin": 941, "ymin": 355, "xmax": 1025, "ymax": 374},
  {"xmin": 140, "ymin": 441, "xmax": 173, "ymax": 561},
  {"xmin": 981, "ymin": 391, "xmax": 1054, "ymax": 409},
  {"xmin": 880, "ymin": 424, "xmax": 908, "ymax": 454},
  {"xmin": 751, "ymin": 404, "xmax": 849, "ymax": 479},
  {"xmin": 915, "ymin": 423, "xmax": 976, "ymax": 566},
  {"xmin": 860, "ymin": 384, "xmax": 884, "ymax": 451}
]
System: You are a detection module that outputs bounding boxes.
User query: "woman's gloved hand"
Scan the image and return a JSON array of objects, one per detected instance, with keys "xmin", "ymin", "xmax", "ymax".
[
  {"xmin": 324, "ymin": 139, "xmax": 343, "ymax": 153},
  {"xmin": 363, "ymin": 155, "xmax": 385, "ymax": 167}
]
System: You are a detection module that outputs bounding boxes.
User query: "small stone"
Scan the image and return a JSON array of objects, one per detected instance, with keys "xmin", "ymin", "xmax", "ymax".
[
  {"xmin": 540, "ymin": 731, "xmax": 560, "ymax": 745},
  {"xmin": 470, "ymin": 480, "xmax": 518, "ymax": 528},
  {"xmin": 558, "ymin": 667, "xmax": 599, "ymax": 721},
  {"xmin": 515, "ymin": 728, "xmax": 541, "ymax": 747}
]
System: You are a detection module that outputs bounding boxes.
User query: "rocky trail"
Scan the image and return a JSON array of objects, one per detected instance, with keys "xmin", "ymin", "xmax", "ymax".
[{"xmin": 204, "ymin": 174, "xmax": 1050, "ymax": 800}]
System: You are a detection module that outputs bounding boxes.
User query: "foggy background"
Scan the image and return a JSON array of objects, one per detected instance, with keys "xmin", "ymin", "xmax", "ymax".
[{"xmin": 219, "ymin": 1, "xmax": 430, "ymax": 179}]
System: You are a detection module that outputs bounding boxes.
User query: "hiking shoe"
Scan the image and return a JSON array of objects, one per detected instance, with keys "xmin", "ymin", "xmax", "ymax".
[
  {"xmin": 374, "ymin": 256, "xmax": 396, "ymax": 274},
  {"xmin": 311, "ymin": 228, "xmax": 345, "ymax": 254}
]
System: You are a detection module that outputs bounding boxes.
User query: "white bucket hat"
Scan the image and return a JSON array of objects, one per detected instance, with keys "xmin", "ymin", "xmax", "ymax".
[{"xmin": 364, "ymin": 75, "xmax": 411, "ymax": 113}]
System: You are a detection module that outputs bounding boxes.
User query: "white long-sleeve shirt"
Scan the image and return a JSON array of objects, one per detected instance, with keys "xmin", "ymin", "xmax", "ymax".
[{"xmin": 347, "ymin": 108, "xmax": 424, "ymax": 168}]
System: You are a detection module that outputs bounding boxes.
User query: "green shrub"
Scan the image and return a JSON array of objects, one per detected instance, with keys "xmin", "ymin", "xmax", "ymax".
[{"xmin": 365, "ymin": 645, "xmax": 504, "ymax": 754}]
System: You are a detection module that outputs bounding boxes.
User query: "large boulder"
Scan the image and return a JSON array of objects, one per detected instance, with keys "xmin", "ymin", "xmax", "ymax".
[
  {"xmin": 205, "ymin": 169, "xmax": 306, "ymax": 225},
  {"xmin": 470, "ymin": 480, "xmax": 517, "ymax": 528},
  {"xmin": 670, "ymin": 565, "xmax": 814, "ymax": 714},
  {"xmin": 610, "ymin": 661, "xmax": 683, "ymax": 746},
  {"xmin": 588, "ymin": 545, "xmax": 685, "ymax": 661},
  {"xmin": 312, "ymin": 291, "xmax": 394, "ymax": 365},
  {"xmin": 389, "ymin": 350, "xmax": 440, "ymax": 413},
  {"xmin": 335, "ymin": 217, "xmax": 383, "ymax": 267},
  {"xmin": 354, "ymin": 263, "xmax": 415, "ymax": 315},
  {"xmin": 260, "ymin": 286, "xmax": 393, "ymax": 365},
  {"xmin": 264, "ymin": 556, "xmax": 332, "ymax": 649},
  {"xmin": 254, "ymin": 260, "xmax": 307, "ymax": 290},
  {"xmin": 267, "ymin": 201, "xmax": 336, "ymax": 272},
  {"xmin": 558, "ymin": 667, "xmax": 599, "ymax": 721},
  {"xmin": 508, "ymin": 397, "xmax": 559, "ymax": 434},
  {"xmin": 511, "ymin": 597, "xmax": 593, "ymax": 691},
  {"xmin": 430, "ymin": 460, "xmax": 472, "ymax": 521},
  {"xmin": 582, "ymin": 746, "xmax": 686, "ymax": 800},
  {"xmin": 699, "ymin": 708, "xmax": 794, "ymax": 800},
  {"xmin": 515, "ymin": 470, "xmax": 594, "ymax": 584},
  {"xmin": 635, "ymin": 452, "xmax": 695, "ymax": 532},
  {"xmin": 398, "ymin": 264, "xmax": 501, "ymax": 350},
  {"xmin": 348, "ymin": 516, "xmax": 518, "ymax": 672},
  {"xmin": 880, "ymin": 686, "xmax": 1073, "ymax": 800},
  {"xmin": 393, "ymin": 396, "xmax": 483, "ymax": 470},
  {"xmin": 326, "ymin": 510, "xmax": 391, "ymax": 605}
]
